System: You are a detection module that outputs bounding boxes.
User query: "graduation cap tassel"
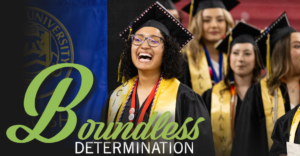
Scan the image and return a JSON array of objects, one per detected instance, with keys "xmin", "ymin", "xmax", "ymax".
[
  {"xmin": 118, "ymin": 23, "xmax": 133, "ymax": 83},
  {"xmin": 188, "ymin": 0, "xmax": 194, "ymax": 28},
  {"xmin": 227, "ymin": 31, "xmax": 233, "ymax": 54},
  {"xmin": 117, "ymin": 53, "xmax": 123, "ymax": 82},
  {"xmin": 266, "ymin": 32, "xmax": 271, "ymax": 78}
]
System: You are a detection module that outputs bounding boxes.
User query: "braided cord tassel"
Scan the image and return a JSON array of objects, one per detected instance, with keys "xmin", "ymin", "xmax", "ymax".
[
  {"xmin": 266, "ymin": 33, "xmax": 271, "ymax": 78},
  {"xmin": 118, "ymin": 22, "xmax": 133, "ymax": 83},
  {"xmin": 188, "ymin": 0, "xmax": 194, "ymax": 28},
  {"xmin": 227, "ymin": 31, "xmax": 233, "ymax": 54}
]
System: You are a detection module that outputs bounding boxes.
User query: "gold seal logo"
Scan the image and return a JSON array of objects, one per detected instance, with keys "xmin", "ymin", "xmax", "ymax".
[{"xmin": 23, "ymin": 7, "xmax": 74, "ymax": 98}]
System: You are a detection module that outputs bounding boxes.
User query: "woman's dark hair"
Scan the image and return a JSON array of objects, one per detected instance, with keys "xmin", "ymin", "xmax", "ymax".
[
  {"xmin": 222, "ymin": 42, "xmax": 263, "ymax": 92},
  {"xmin": 267, "ymin": 32, "xmax": 293, "ymax": 95},
  {"xmin": 119, "ymin": 31, "xmax": 183, "ymax": 82}
]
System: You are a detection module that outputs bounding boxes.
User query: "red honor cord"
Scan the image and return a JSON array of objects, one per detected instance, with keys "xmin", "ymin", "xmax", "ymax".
[{"xmin": 129, "ymin": 77, "xmax": 160, "ymax": 129}]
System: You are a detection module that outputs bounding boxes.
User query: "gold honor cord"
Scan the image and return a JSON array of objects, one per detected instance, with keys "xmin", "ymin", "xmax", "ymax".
[
  {"xmin": 260, "ymin": 77, "xmax": 285, "ymax": 150},
  {"xmin": 188, "ymin": 0, "xmax": 194, "ymax": 28},
  {"xmin": 289, "ymin": 107, "xmax": 300, "ymax": 143},
  {"xmin": 227, "ymin": 31, "xmax": 233, "ymax": 56},
  {"xmin": 109, "ymin": 77, "xmax": 179, "ymax": 156},
  {"xmin": 187, "ymin": 48, "xmax": 228, "ymax": 95},
  {"xmin": 211, "ymin": 80, "xmax": 232, "ymax": 156},
  {"xmin": 266, "ymin": 33, "xmax": 271, "ymax": 78}
]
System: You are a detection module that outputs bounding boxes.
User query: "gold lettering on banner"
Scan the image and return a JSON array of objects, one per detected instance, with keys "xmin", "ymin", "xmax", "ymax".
[
  {"xmin": 35, "ymin": 12, "xmax": 43, "ymax": 23},
  {"xmin": 59, "ymin": 113, "xmax": 68, "ymax": 127},
  {"xmin": 47, "ymin": 19, "xmax": 55, "ymax": 28},
  {"xmin": 43, "ymin": 16, "xmax": 48, "ymax": 25},
  {"xmin": 51, "ymin": 25, "xmax": 60, "ymax": 33},
  {"xmin": 48, "ymin": 119, "xmax": 57, "ymax": 127},
  {"xmin": 61, "ymin": 51, "xmax": 70, "ymax": 56},
  {"xmin": 61, "ymin": 58, "xmax": 70, "ymax": 63}
]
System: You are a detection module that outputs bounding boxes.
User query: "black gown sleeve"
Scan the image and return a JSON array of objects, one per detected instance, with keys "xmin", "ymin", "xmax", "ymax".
[
  {"xmin": 178, "ymin": 53, "xmax": 192, "ymax": 88},
  {"xmin": 175, "ymin": 83, "xmax": 215, "ymax": 156},
  {"xmin": 99, "ymin": 91, "xmax": 114, "ymax": 124},
  {"xmin": 201, "ymin": 88, "xmax": 213, "ymax": 116},
  {"xmin": 231, "ymin": 82, "xmax": 269, "ymax": 156},
  {"xmin": 269, "ymin": 105, "xmax": 300, "ymax": 156}
]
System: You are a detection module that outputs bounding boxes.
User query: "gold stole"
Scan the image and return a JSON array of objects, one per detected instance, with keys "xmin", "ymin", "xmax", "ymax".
[
  {"xmin": 260, "ymin": 77, "xmax": 285, "ymax": 150},
  {"xmin": 187, "ymin": 47, "xmax": 227, "ymax": 95},
  {"xmin": 108, "ymin": 77, "xmax": 180, "ymax": 156},
  {"xmin": 289, "ymin": 107, "xmax": 300, "ymax": 143},
  {"xmin": 211, "ymin": 80, "xmax": 232, "ymax": 156}
]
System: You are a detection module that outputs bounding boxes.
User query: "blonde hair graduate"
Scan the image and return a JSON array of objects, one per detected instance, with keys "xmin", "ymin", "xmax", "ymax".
[{"xmin": 179, "ymin": 0, "xmax": 239, "ymax": 95}]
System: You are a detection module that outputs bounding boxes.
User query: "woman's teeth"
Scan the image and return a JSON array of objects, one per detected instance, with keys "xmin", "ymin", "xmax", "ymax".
[{"xmin": 138, "ymin": 53, "xmax": 152, "ymax": 62}]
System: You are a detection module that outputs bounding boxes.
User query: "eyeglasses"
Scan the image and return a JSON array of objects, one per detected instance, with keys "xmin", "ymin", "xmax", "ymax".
[{"xmin": 131, "ymin": 34, "xmax": 164, "ymax": 47}]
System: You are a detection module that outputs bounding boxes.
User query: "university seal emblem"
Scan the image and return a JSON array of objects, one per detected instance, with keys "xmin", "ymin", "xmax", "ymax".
[{"xmin": 23, "ymin": 7, "xmax": 74, "ymax": 98}]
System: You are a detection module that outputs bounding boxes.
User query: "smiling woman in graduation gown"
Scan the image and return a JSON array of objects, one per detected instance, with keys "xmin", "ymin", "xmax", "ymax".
[
  {"xmin": 269, "ymin": 104, "xmax": 300, "ymax": 156},
  {"xmin": 179, "ymin": 0, "xmax": 239, "ymax": 95},
  {"xmin": 201, "ymin": 22, "xmax": 263, "ymax": 156},
  {"xmin": 96, "ymin": 2, "xmax": 215, "ymax": 156},
  {"xmin": 231, "ymin": 13, "xmax": 300, "ymax": 156}
]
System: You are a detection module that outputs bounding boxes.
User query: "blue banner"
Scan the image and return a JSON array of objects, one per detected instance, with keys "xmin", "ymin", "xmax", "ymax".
[{"xmin": 23, "ymin": 0, "xmax": 107, "ymax": 149}]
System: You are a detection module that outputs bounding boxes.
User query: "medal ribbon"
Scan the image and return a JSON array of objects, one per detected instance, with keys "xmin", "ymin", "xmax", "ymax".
[
  {"xmin": 203, "ymin": 44, "xmax": 223, "ymax": 84},
  {"xmin": 129, "ymin": 76, "xmax": 161, "ymax": 128}
]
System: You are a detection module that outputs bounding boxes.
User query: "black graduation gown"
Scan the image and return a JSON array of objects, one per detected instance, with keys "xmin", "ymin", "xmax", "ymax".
[
  {"xmin": 269, "ymin": 104, "xmax": 300, "ymax": 156},
  {"xmin": 202, "ymin": 88, "xmax": 242, "ymax": 128},
  {"xmin": 96, "ymin": 83, "xmax": 216, "ymax": 156},
  {"xmin": 231, "ymin": 82, "xmax": 291, "ymax": 156}
]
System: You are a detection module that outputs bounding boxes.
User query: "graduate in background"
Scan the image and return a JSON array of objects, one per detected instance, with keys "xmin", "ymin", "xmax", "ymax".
[
  {"xmin": 270, "ymin": 104, "xmax": 300, "ymax": 156},
  {"xmin": 231, "ymin": 12, "xmax": 300, "ymax": 156},
  {"xmin": 98, "ymin": 1, "xmax": 215, "ymax": 155},
  {"xmin": 159, "ymin": 0, "xmax": 181, "ymax": 22},
  {"xmin": 179, "ymin": 0, "xmax": 239, "ymax": 95},
  {"xmin": 201, "ymin": 22, "xmax": 263, "ymax": 156}
]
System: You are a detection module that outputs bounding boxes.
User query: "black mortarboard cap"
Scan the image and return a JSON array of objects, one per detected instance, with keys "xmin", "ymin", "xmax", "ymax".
[
  {"xmin": 119, "ymin": 1, "xmax": 194, "ymax": 48},
  {"xmin": 182, "ymin": 0, "xmax": 240, "ymax": 16},
  {"xmin": 256, "ymin": 12, "xmax": 297, "ymax": 68},
  {"xmin": 216, "ymin": 22, "xmax": 263, "ymax": 67}
]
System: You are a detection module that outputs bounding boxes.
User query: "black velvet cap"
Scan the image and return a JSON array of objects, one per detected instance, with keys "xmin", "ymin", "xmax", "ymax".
[
  {"xmin": 217, "ymin": 22, "xmax": 261, "ymax": 52},
  {"xmin": 119, "ymin": 1, "xmax": 193, "ymax": 48},
  {"xmin": 182, "ymin": 0, "xmax": 240, "ymax": 16},
  {"xmin": 255, "ymin": 12, "xmax": 297, "ymax": 67},
  {"xmin": 216, "ymin": 22, "xmax": 263, "ymax": 66}
]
